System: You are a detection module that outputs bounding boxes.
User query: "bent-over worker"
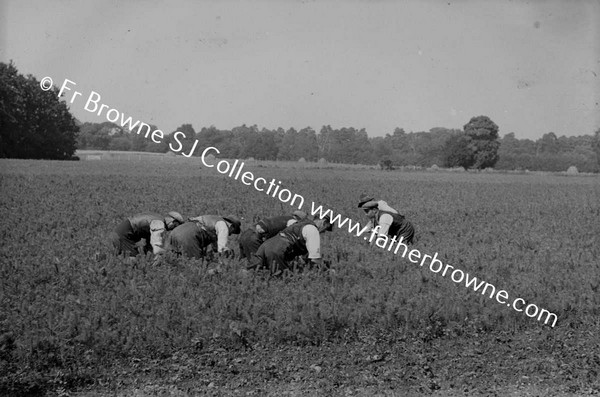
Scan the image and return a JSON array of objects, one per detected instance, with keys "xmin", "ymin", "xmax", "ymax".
[
  {"xmin": 166, "ymin": 214, "xmax": 241, "ymax": 259},
  {"xmin": 246, "ymin": 216, "xmax": 333, "ymax": 275},
  {"xmin": 111, "ymin": 211, "xmax": 184, "ymax": 257},
  {"xmin": 238, "ymin": 210, "xmax": 308, "ymax": 261}
]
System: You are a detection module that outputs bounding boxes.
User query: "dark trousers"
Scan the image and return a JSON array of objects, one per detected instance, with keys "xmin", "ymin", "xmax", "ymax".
[
  {"xmin": 238, "ymin": 228, "xmax": 265, "ymax": 261},
  {"xmin": 165, "ymin": 222, "xmax": 213, "ymax": 259},
  {"xmin": 247, "ymin": 236, "xmax": 298, "ymax": 274},
  {"xmin": 111, "ymin": 219, "xmax": 150, "ymax": 257}
]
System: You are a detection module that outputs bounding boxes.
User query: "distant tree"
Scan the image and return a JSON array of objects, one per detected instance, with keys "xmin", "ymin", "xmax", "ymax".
[
  {"xmin": 77, "ymin": 122, "xmax": 122, "ymax": 150},
  {"xmin": 389, "ymin": 128, "xmax": 407, "ymax": 150},
  {"xmin": 108, "ymin": 136, "xmax": 131, "ymax": 151},
  {"xmin": 170, "ymin": 123, "xmax": 197, "ymax": 153},
  {"xmin": 371, "ymin": 136, "xmax": 393, "ymax": 160},
  {"xmin": 464, "ymin": 116, "xmax": 499, "ymax": 140},
  {"xmin": 89, "ymin": 132, "xmax": 111, "ymax": 150},
  {"xmin": 592, "ymin": 128, "xmax": 600, "ymax": 168},
  {"xmin": 278, "ymin": 128, "xmax": 297, "ymax": 160},
  {"xmin": 317, "ymin": 127, "xmax": 375, "ymax": 164},
  {"xmin": 463, "ymin": 115, "xmax": 500, "ymax": 169},
  {"xmin": 352, "ymin": 128, "xmax": 375, "ymax": 164},
  {"xmin": 295, "ymin": 127, "xmax": 318, "ymax": 161},
  {"xmin": 130, "ymin": 129, "xmax": 148, "ymax": 151},
  {"xmin": 273, "ymin": 127, "xmax": 285, "ymax": 155},
  {"xmin": 0, "ymin": 61, "xmax": 79, "ymax": 159},
  {"xmin": 197, "ymin": 125, "xmax": 222, "ymax": 149},
  {"xmin": 176, "ymin": 123, "xmax": 196, "ymax": 138},
  {"xmin": 379, "ymin": 159, "xmax": 394, "ymax": 170},
  {"xmin": 413, "ymin": 128, "xmax": 457, "ymax": 166},
  {"xmin": 242, "ymin": 128, "xmax": 278, "ymax": 160},
  {"xmin": 218, "ymin": 130, "xmax": 239, "ymax": 158},
  {"xmin": 442, "ymin": 133, "xmax": 473, "ymax": 168},
  {"xmin": 77, "ymin": 122, "xmax": 100, "ymax": 149},
  {"xmin": 499, "ymin": 133, "xmax": 519, "ymax": 153},
  {"xmin": 129, "ymin": 123, "xmax": 163, "ymax": 152},
  {"xmin": 537, "ymin": 132, "xmax": 559, "ymax": 155},
  {"xmin": 230, "ymin": 124, "xmax": 257, "ymax": 158},
  {"xmin": 317, "ymin": 125, "xmax": 334, "ymax": 159},
  {"xmin": 557, "ymin": 135, "xmax": 575, "ymax": 153},
  {"xmin": 331, "ymin": 127, "xmax": 358, "ymax": 163}
]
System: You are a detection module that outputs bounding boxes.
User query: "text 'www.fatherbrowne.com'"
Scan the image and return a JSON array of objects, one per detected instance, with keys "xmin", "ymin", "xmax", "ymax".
[{"xmin": 309, "ymin": 202, "xmax": 558, "ymax": 328}]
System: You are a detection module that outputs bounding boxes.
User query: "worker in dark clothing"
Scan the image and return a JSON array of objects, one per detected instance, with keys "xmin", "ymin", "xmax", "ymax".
[
  {"xmin": 246, "ymin": 216, "xmax": 333, "ymax": 275},
  {"xmin": 360, "ymin": 200, "xmax": 415, "ymax": 244},
  {"xmin": 238, "ymin": 210, "xmax": 307, "ymax": 261},
  {"xmin": 165, "ymin": 215, "xmax": 241, "ymax": 259},
  {"xmin": 111, "ymin": 211, "xmax": 184, "ymax": 257}
]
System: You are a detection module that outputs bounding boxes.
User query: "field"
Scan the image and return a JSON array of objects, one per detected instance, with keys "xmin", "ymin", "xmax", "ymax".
[{"xmin": 1, "ymin": 158, "xmax": 599, "ymax": 396}]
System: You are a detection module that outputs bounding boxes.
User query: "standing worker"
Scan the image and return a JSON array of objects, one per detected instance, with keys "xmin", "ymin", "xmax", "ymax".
[
  {"xmin": 111, "ymin": 211, "xmax": 184, "ymax": 257},
  {"xmin": 238, "ymin": 210, "xmax": 307, "ymax": 261}
]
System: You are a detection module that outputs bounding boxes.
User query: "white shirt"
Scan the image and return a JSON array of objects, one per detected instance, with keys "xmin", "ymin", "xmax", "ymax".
[
  {"xmin": 375, "ymin": 213, "xmax": 395, "ymax": 236},
  {"xmin": 301, "ymin": 224, "xmax": 321, "ymax": 259},
  {"xmin": 365, "ymin": 212, "xmax": 394, "ymax": 237},
  {"xmin": 149, "ymin": 219, "xmax": 167, "ymax": 254},
  {"xmin": 214, "ymin": 220, "xmax": 230, "ymax": 253},
  {"xmin": 188, "ymin": 215, "xmax": 232, "ymax": 253}
]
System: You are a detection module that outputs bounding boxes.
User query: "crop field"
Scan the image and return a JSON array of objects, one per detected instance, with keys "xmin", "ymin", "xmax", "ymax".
[{"xmin": 1, "ymin": 158, "xmax": 599, "ymax": 396}]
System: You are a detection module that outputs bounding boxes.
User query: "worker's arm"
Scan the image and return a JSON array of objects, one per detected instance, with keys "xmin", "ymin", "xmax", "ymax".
[
  {"xmin": 378, "ymin": 200, "xmax": 398, "ymax": 214},
  {"xmin": 377, "ymin": 213, "xmax": 394, "ymax": 236}
]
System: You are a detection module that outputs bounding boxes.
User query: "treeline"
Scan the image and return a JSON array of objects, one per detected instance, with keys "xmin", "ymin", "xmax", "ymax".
[
  {"xmin": 1, "ymin": 62, "xmax": 79, "ymax": 160},
  {"xmin": 78, "ymin": 121, "xmax": 600, "ymax": 172},
  {"xmin": 2, "ymin": 61, "xmax": 599, "ymax": 171}
]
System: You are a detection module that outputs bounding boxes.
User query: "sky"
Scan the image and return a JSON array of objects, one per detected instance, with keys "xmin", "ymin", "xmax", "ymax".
[{"xmin": 1, "ymin": 0, "xmax": 599, "ymax": 140}]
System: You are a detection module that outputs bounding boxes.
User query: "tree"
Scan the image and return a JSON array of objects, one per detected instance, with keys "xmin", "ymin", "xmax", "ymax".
[
  {"xmin": 108, "ymin": 136, "xmax": 131, "ymax": 151},
  {"xmin": 379, "ymin": 159, "xmax": 394, "ymax": 170},
  {"xmin": 499, "ymin": 133, "xmax": 519, "ymax": 152},
  {"xmin": 169, "ymin": 123, "xmax": 197, "ymax": 154},
  {"xmin": 351, "ymin": 128, "xmax": 374, "ymax": 164},
  {"xmin": 412, "ymin": 128, "xmax": 457, "ymax": 166},
  {"xmin": 277, "ymin": 128, "xmax": 297, "ymax": 160},
  {"xmin": 470, "ymin": 139, "xmax": 500, "ymax": 169},
  {"xmin": 442, "ymin": 133, "xmax": 473, "ymax": 168},
  {"xmin": 295, "ymin": 127, "xmax": 318, "ymax": 161},
  {"xmin": 537, "ymin": 132, "xmax": 559, "ymax": 155},
  {"xmin": 317, "ymin": 125, "xmax": 334, "ymax": 159},
  {"xmin": 0, "ymin": 61, "xmax": 79, "ymax": 159},
  {"xmin": 458, "ymin": 115, "xmax": 501, "ymax": 169},
  {"xmin": 130, "ymin": 132, "xmax": 148, "ymax": 151},
  {"xmin": 592, "ymin": 128, "xmax": 600, "ymax": 169}
]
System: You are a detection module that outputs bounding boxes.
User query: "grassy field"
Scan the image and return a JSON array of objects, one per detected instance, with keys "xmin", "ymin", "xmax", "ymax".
[{"xmin": 1, "ymin": 158, "xmax": 599, "ymax": 396}]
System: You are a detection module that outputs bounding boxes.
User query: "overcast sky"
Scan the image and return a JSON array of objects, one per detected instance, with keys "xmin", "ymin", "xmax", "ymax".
[{"xmin": 1, "ymin": 0, "xmax": 599, "ymax": 139}]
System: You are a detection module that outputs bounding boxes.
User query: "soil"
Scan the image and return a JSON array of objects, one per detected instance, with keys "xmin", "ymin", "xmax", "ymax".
[{"xmin": 71, "ymin": 324, "xmax": 600, "ymax": 396}]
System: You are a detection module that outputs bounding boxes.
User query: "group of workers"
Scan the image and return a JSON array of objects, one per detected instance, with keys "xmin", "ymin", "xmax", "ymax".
[{"xmin": 110, "ymin": 194, "xmax": 415, "ymax": 275}]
